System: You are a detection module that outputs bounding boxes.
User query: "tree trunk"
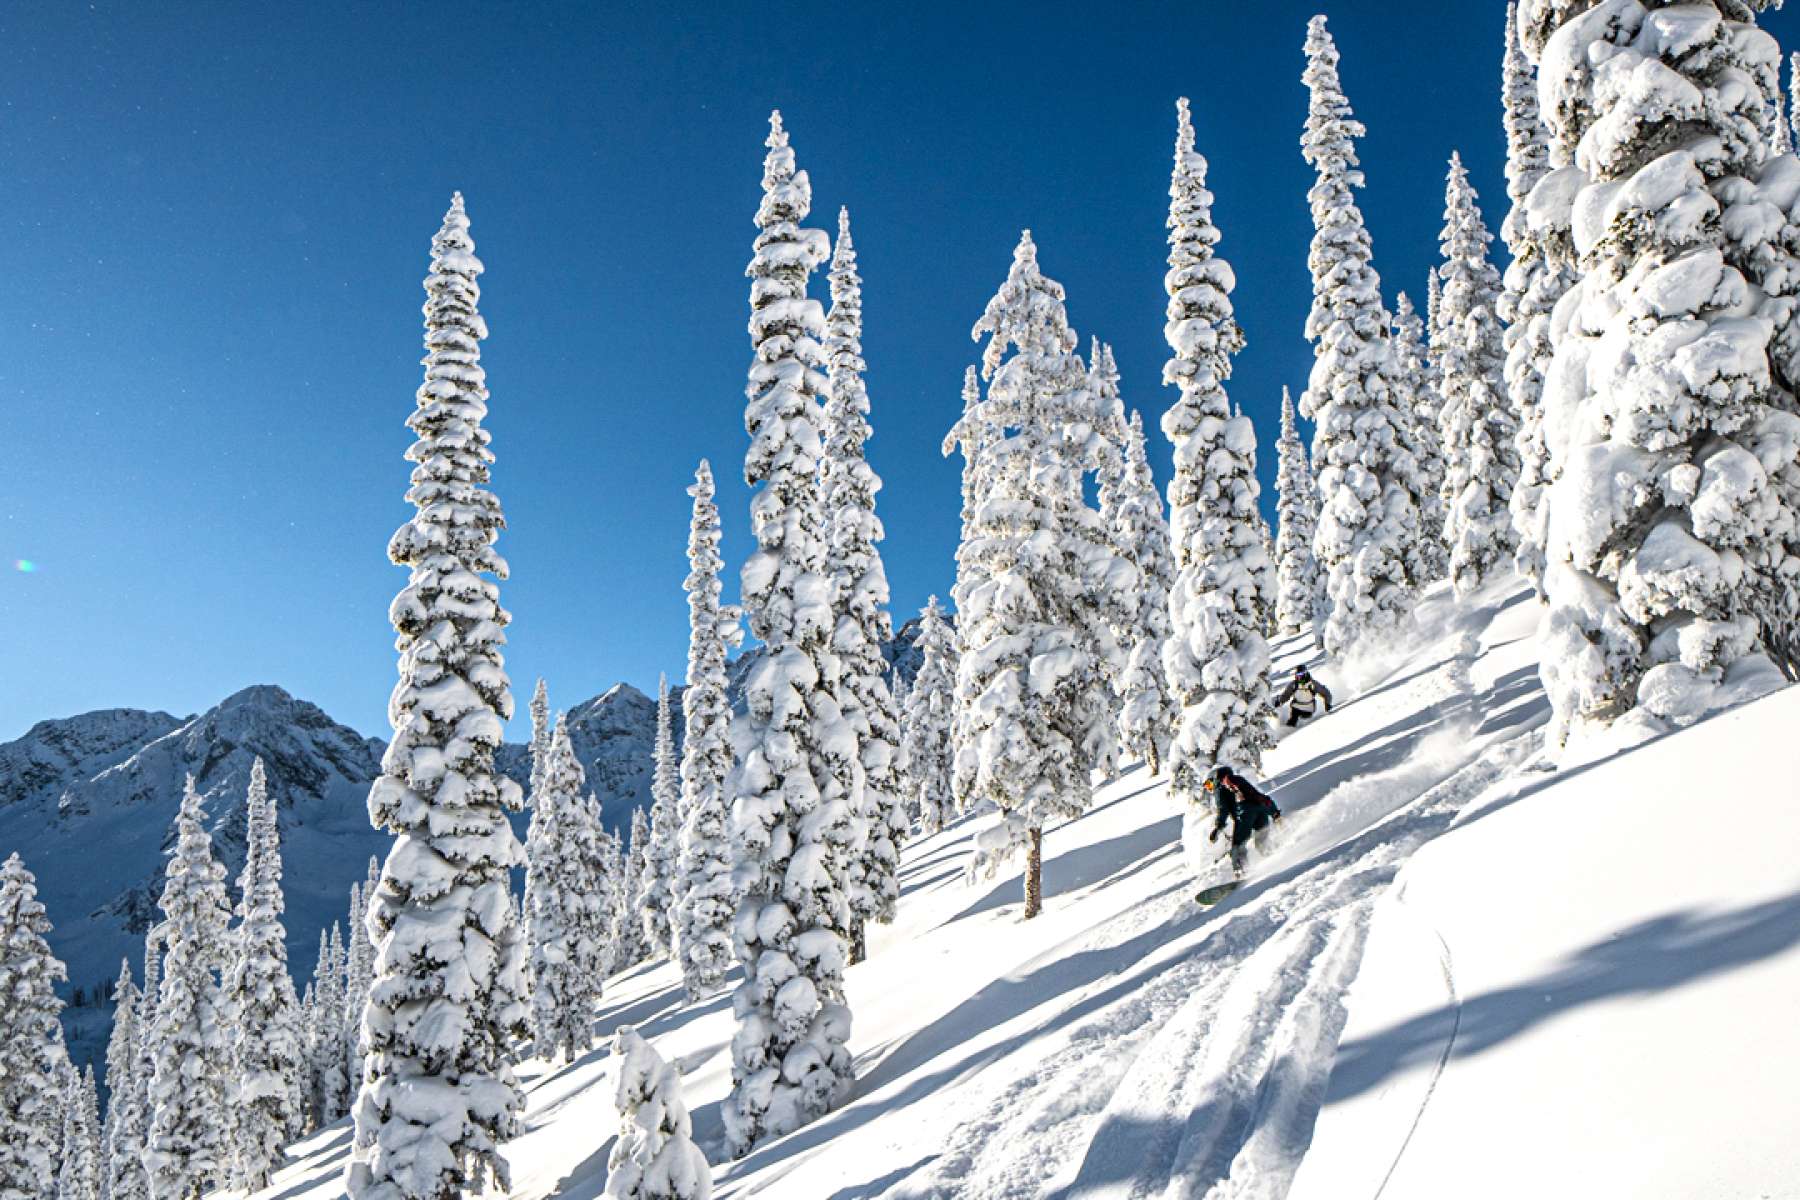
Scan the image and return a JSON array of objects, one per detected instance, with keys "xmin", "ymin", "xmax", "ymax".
[
  {"xmin": 1146, "ymin": 742, "xmax": 1160, "ymax": 777},
  {"xmin": 849, "ymin": 918, "xmax": 867, "ymax": 965},
  {"xmin": 1023, "ymin": 826, "xmax": 1043, "ymax": 920}
]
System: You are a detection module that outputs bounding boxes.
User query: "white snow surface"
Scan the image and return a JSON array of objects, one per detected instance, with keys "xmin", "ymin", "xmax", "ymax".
[{"xmin": 244, "ymin": 577, "xmax": 1798, "ymax": 1199}]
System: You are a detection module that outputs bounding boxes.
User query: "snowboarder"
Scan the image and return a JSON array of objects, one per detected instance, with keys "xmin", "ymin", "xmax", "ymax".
[
  {"xmin": 1273, "ymin": 666, "xmax": 1333, "ymax": 727},
  {"xmin": 1205, "ymin": 764, "xmax": 1281, "ymax": 880}
]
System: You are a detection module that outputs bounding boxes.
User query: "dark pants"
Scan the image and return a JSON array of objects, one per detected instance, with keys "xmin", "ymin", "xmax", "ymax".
[{"xmin": 1286, "ymin": 704, "xmax": 1314, "ymax": 727}]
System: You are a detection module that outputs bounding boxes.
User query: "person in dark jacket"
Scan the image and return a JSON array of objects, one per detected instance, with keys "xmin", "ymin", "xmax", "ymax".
[
  {"xmin": 1273, "ymin": 666, "xmax": 1334, "ymax": 727},
  {"xmin": 1205, "ymin": 764, "xmax": 1282, "ymax": 877}
]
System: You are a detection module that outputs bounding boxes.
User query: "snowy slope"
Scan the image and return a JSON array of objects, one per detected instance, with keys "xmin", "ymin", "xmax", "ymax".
[{"xmin": 231, "ymin": 575, "xmax": 1800, "ymax": 1200}]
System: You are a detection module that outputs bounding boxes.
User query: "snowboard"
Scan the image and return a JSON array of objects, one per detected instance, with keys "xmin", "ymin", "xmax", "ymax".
[{"xmin": 1194, "ymin": 880, "xmax": 1242, "ymax": 906}]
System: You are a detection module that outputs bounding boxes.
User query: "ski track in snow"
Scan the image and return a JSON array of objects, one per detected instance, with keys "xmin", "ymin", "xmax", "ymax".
[
  {"xmin": 889, "ymin": 616, "xmax": 1535, "ymax": 1200},
  {"xmin": 1369, "ymin": 908, "xmax": 1460, "ymax": 1200}
]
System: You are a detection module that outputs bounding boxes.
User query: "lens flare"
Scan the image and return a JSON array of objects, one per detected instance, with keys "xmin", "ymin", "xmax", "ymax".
[{"xmin": 13, "ymin": 559, "xmax": 36, "ymax": 573}]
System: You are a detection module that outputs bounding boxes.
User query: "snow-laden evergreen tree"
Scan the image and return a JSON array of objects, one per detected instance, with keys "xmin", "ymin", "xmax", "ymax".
[
  {"xmin": 0, "ymin": 854, "xmax": 70, "ymax": 1200},
  {"xmin": 1791, "ymin": 52, "xmax": 1800, "ymax": 150},
  {"xmin": 1774, "ymin": 53, "xmax": 1793, "ymax": 158},
  {"xmin": 525, "ymin": 717, "xmax": 598, "ymax": 1064},
  {"xmin": 130, "ymin": 937, "xmax": 159, "ymax": 1173},
  {"xmin": 616, "ymin": 807, "xmax": 651, "ymax": 970},
  {"xmin": 722, "ymin": 111, "xmax": 859, "ymax": 1156},
  {"xmin": 674, "ymin": 460, "xmax": 740, "ymax": 1002},
  {"xmin": 101, "ymin": 962, "xmax": 146, "ymax": 1200},
  {"xmin": 1273, "ymin": 387, "xmax": 1322, "ymax": 636},
  {"xmin": 224, "ymin": 758, "xmax": 303, "ymax": 1191},
  {"xmin": 594, "ymin": 815, "xmax": 626, "ymax": 975},
  {"xmin": 898, "ymin": 597, "xmax": 958, "ymax": 833},
  {"xmin": 822, "ymin": 206, "xmax": 905, "ymax": 965},
  {"xmin": 146, "ymin": 779, "xmax": 233, "ymax": 1200},
  {"xmin": 952, "ymin": 232, "xmax": 1130, "ymax": 918},
  {"xmin": 1390, "ymin": 294, "xmax": 1447, "ymax": 582},
  {"xmin": 347, "ymin": 192, "xmax": 528, "ymax": 1200},
  {"xmin": 1519, "ymin": 0, "xmax": 1792, "ymax": 741},
  {"xmin": 1435, "ymin": 151, "xmax": 1519, "ymax": 597},
  {"xmin": 343, "ymin": 855, "xmax": 379, "ymax": 1104},
  {"xmin": 944, "ymin": 364, "xmax": 990, "ymax": 788},
  {"xmin": 309, "ymin": 925, "xmax": 349, "ymax": 1125},
  {"xmin": 1112, "ymin": 410, "xmax": 1177, "ymax": 774},
  {"xmin": 1161, "ymin": 96, "xmax": 1273, "ymax": 799},
  {"xmin": 604, "ymin": 1029, "xmax": 711, "ymax": 1200},
  {"xmin": 641, "ymin": 675, "xmax": 680, "ymax": 957},
  {"xmin": 55, "ymin": 1067, "xmax": 100, "ymax": 1200},
  {"xmin": 527, "ymin": 678, "xmax": 551, "ymax": 804},
  {"xmin": 568, "ymin": 794, "xmax": 612, "ymax": 986},
  {"xmin": 1501, "ymin": 0, "xmax": 1581, "ymax": 599},
  {"xmin": 1300, "ymin": 16, "xmax": 1426, "ymax": 656}
]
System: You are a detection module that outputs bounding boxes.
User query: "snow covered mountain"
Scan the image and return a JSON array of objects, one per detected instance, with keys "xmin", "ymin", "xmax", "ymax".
[{"xmin": 244, "ymin": 577, "xmax": 1799, "ymax": 1198}]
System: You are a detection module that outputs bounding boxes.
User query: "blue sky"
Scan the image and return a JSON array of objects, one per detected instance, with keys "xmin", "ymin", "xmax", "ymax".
[{"xmin": 6, "ymin": 1, "xmax": 1798, "ymax": 742}]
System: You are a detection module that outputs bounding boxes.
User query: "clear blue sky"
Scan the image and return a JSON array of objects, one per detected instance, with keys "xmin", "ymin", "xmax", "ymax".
[{"xmin": 6, "ymin": 2, "xmax": 1797, "ymax": 742}]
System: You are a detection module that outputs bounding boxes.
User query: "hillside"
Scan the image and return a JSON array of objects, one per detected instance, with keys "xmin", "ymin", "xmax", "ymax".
[{"xmin": 244, "ymin": 578, "xmax": 1799, "ymax": 1197}]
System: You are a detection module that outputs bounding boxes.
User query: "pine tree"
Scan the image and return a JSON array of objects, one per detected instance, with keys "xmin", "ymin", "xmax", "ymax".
[
  {"xmin": 347, "ymin": 192, "xmax": 528, "ymax": 1200},
  {"xmin": 723, "ymin": 111, "xmax": 858, "ymax": 1156},
  {"xmin": 1791, "ymin": 52, "xmax": 1800, "ymax": 151},
  {"xmin": 527, "ymin": 678, "xmax": 551, "ymax": 804},
  {"xmin": 525, "ymin": 718, "xmax": 599, "ymax": 1064},
  {"xmin": 1300, "ymin": 16, "xmax": 1426, "ymax": 656},
  {"xmin": 309, "ymin": 926, "xmax": 349, "ymax": 1125},
  {"xmin": 571, "ymin": 794, "xmax": 613, "ymax": 987},
  {"xmin": 1436, "ymin": 151, "xmax": 1519, "ymax": 597},
  {"xmin": 343, "ymin": 856, "xmax": 379, "ymax": 1106},
  {"xmin": 146, "ymin": 779, "xmax": 233, "ymax": 1200},
  {"xmin": 130, "ymin": 938, "xmax": 159, "ymax": 1172},
  {"xmin": 943, "ymin": 363, "xmax": 992, "ymax": 793},
  {"xmin": 225, "ymin": 758, "xmax": 303, "ymax": 1190},
  {"xmin": 101, "ymin": 962, "xmax": 146, "ymax": 1200},
  {"xmin": 1391, "ymin": 294, "xmax": 1448, "ymax": 582},
  {"xmin": 1774, "ymin": 52, "xmax": 1793, "ymax": 158},
  {"xmin": 638, "ymin": 676, "xmax": 681, "ymax": 958},
  {"xmin": 55, "ymin": 1067, "xmax": 100, "ymax": 1200},
  {"xmin": 1501, "ymin": 0, "xmax": 1581, "ymax": 599},
  {"xmin": 1112, "ymin": 410, "xmax": 1177, "ymax": 774},
  {"xmin": 954, "ymin": 232, "xmax": 1129, "ymax": 918},
  {"xmin": 0, "ymin": 854, "xmax": 70, "ymax": 1200},
  {"xmin": 1273, "ymin": 387, "xmax": 1322, "ymax": 635},
  {"xmin": 603, "ymin": 1029, "xmax": 711, "ymax": 1200},
  {"xmin": 822, "ymin": 206, "xmax": 905, "ymax": 965},
  {"xmin": 1161, "ymin": 96, "xmax": 1274, "ymax": 801},
  {"xmin": 899, "ymin": 597, "xmax": 958, "ymax": 833},
  {"xmin": 595, "ymin": 817, "xmax": 626, "ymax": 976},
  {"xmin": 1519, "ymin": 0, "xmax": 1792, "ymax": 742},
  {"xmin": 617, "ymin": 807, "xmax": 651, "ymax": 970},
  {"xmin": 674, "ymin": 460, "xmax": 741, "ymax": 1002}
]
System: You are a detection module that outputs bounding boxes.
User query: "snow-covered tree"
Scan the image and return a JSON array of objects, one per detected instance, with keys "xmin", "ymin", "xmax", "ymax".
[
  {"xmin": 1273, "ymin": 387, "xmax": 1321, "ymax": 635},
  {"xmin": 822, "ymin": 206, "xmax": 905, "ymax": 965},
  {"xmin": 1435, "ymin": 151, "xmax": 1519, "ymax": 597},
  {"xmin": 1390, "ymin": 294, "xmax": 1447, "ymax": 582},
  {"xmin": 594, "ymin": 814, "xmax": 626, "ymax": 976},
  {"xmin": 642, "ymin": 675, "xmax": 680, "ymax": 957},
  {"xmin": 604, "ymin": 1028, "xmax": 711, "ymax": 1200},
  {"xmin": 723, "ymin": 111, "xmax": 858, "ymax": 1156},
  {"xmin": 1518, "ymin": 0, "xmax": 1792, "ymax": 742},
  {"xmin": 674, "ymin": 460, "xmax": 741, "ymax": 1002},
  {"xmin": 130, "ymin": 937, "xmax": 159, "ymax": 1172},
  {"xmin": 1300, "ymin": 16, "xmax": 1426, "ymax": 656},
  {"xmin": 1791, "ymin": 52, "xmax": 1800, "ymax": 151},
  {"xmin": 347, "ymin": 192, "xmax": 528, "ymax": 1200},
  {"xmin": 527, "ymin": 678, "xmax": 551, "ymax": 804},
  {"xmin": 0, "ymin": 854, "xmax": 70, "ymax": 1200},
  {"xmin": 343, "ymin": 856, "xmax": 380, "ymax": 1103},
  {"xmin": 952, "ymin": 231, "xmax": 1130, "ymax": 918},
  {"xmin": 945, "ymin": 364, "xmax": 991, "ymax": 786},
  {"xmin": 56, "ymin": 1067, "xmax": 100, "ymax": 1200},
  {"xmin": 147, "ymin": 779, "xmax": 233, "ymax": 1200},
  {"xmin": 611, "ymin": 806, "xmax": 650, "ymax": 971},
  {"xmin": 1774, "ymin": 52, "xmax": 1793, "ymax": 158},
  {"xmin": 309, "ymin": 925, "xmax": 349, "ymax": 1125},
  {"xmin": 101, "ymin": 962, "xmax": 146, "ymax": 1200},
  {"xmin": 1501, "ymin": 0, "xmax": 1580, "ymax": 599},
  {"xmin": 899, "ymin": 597, "xmax": 958, "ymax": 833},
  {"xmin": 1161, "ymin": 96, "xmax": 1273, "ymax": 800},
  {"xmin": 225, "ymin": 758, "xmax": 304, "ymax": 1191},
  {"xmin": 1112, "ymin": 410, "xmax": 1177, "ymax": 774},
  {"xmin": 525, "ymin": 718, "xmax": 598, "ymax": 1064}
]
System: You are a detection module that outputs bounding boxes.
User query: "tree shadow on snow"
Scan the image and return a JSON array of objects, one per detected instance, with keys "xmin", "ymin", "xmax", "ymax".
[{"xmin": 1326, "ymin": 888, "xmax": 1800, "ymax": 1104}]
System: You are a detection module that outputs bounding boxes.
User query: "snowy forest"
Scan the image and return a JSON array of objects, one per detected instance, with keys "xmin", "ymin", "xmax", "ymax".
[{"xmin": 4, "ymin": 4, "xmax": 1799, "ymax": 1199}]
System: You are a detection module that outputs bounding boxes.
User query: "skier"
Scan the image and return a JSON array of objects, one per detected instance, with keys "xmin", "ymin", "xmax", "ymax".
[
  {"xmin": 1273, "ymin": 666, "xmax": 1333, "ymax": 727},
  {"xmin": 1204, "ymin": 764, "xmax": 1282, "ymax": 879}
]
